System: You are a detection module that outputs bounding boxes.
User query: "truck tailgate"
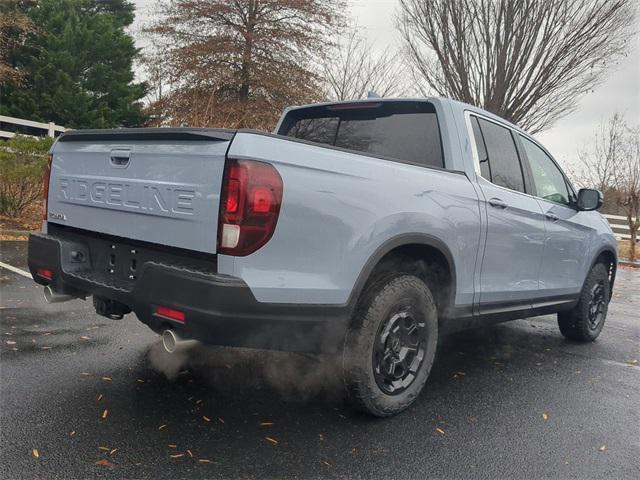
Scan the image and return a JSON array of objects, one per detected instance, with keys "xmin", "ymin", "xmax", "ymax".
[{"xmin": 47, "ymin": 129, "xmax": 235, "ymax": 254}]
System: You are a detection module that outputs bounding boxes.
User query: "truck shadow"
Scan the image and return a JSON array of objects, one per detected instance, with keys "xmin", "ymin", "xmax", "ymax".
[{"xmin": 139, "ymin": 315, "xmax": 568, "ymax": 417}]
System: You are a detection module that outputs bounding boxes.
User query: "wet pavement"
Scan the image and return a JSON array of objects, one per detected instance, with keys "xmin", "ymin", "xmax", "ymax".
[{"xmin": 1, "ymin": 240, "xmax": 639, "ymax": 479}]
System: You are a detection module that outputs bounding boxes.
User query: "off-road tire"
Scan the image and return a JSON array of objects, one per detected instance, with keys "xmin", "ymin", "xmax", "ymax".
[
  {"xmin": 342, "ymin": 274, "xmax": 438, "ymax": 417},
  {"xmin": 557, "ymin": 263, "xmax": 610, "ymax": 342}
]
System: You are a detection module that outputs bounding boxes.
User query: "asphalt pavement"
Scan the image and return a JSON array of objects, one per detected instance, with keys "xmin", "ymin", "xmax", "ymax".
[{"xmin": 1, "ymin": 239, "xmax": 639, "ymax": 479}]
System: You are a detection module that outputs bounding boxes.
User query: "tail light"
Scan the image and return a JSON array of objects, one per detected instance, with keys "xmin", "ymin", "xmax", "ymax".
[
  {"xmin": 42, "ymin": 154, "xmax": 52, "ymax": 221},
  {"xmin": 218, "ymin": 159, "xmax": 283, "ymax": 256}
]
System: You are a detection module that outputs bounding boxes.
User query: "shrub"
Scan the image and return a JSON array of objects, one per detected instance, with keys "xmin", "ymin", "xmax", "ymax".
[{"xmin": 0, "ymin": 135, "xmax": 54, "ymax": 218}]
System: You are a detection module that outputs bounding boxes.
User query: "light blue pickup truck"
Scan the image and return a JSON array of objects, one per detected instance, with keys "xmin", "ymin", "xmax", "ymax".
[{"xmin": 29, "ymin": 98, "xmax": 617, "ymax": 416}]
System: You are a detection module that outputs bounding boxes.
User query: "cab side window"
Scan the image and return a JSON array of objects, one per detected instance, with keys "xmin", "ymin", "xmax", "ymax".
[
  {"xmin": 520, "ymin": 135, "xmax": 571, "ymax": 206},
  {"xmin": 473, "ymin": 116, "xmax": 526, "ymax": 193}
]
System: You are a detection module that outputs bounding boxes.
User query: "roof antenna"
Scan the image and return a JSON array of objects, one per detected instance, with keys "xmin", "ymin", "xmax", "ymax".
[{"xmin": 367, "ymin": 91, "xmax": 381, "ymax": 99}]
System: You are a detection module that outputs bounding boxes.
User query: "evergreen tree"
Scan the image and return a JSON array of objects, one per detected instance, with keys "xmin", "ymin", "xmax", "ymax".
[{"xmin": 0, "ymin": 0, "xmax": 146, "ymax": 128}]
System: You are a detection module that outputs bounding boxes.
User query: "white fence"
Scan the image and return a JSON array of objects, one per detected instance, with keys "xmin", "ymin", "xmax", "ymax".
[
  {"xmin": 603, "ymin": 214, "xmax": 638, "ymax": 241},
  {"xmin": 0, "ymin": 115, "xmax": 67, "ymax": 139}
]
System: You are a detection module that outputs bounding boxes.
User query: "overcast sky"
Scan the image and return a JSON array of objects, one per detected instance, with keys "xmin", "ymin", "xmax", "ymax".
[{"xmin": 132, "ymin": 0, "xmax": 640, "ymax": 174}]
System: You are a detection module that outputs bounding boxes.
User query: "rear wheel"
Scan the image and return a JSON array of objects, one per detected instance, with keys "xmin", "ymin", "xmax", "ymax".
[
  {"xmin": 557, "ymin": 263, "xmax": 610, "ymax": 342},
  {"xmin": 342, "ymin": 274, "xmax": 438, "ymax": 417}
]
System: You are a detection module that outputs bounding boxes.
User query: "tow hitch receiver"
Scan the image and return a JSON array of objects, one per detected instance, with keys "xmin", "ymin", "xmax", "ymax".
[{"xmin": 93, "ymin": 296, "xmax": 131, "ymax": 320}]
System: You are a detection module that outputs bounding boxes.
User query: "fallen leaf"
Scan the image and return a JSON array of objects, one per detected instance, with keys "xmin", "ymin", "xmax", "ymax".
[
  {"xmin": 168, "ymin": 444, "xmax": 177, "ymax": 448},
  {"xmin": 101, "ymin": 409, "xmax": 108, "ymax": 419},
  {"xmin": 186, "ymin": 449, "xmax": 193, "ymax": 457},
  {"xmin": 170, "ymin": 453, "xmax": 184, "ymax": 459},
  {"xmin": 628, "ymin": 359, "xmax": 638, "ymax": 365},
  {"xmin": 599, "ymin": 445, "xmax": 606, "ymax": 452},
  {"xmin": 198, "ymin": 459, "xmax": 212, "ymax": 464},
  {"xmin": 202, "ymin": 416, "xmax": 211, "ymax": 422},
  {"xmin": 98, "ymin": 447, "xmax": 111, "ymax": 452},
  {"xmin": 70, "ymin": 431, "xmax": 76, "ymax": 437},
  {"xmin": 6, "ymin": 340, "xmax": 16, "ymax": 345},
  {"xmin": 435, "ymin": 428, "xmax": 445, "ymax": 435},
  {"xmin": 260, "ymin": 422, "xmax": 274, "ymax": 426},
  {"xmin": 196, "ymin": 399, "xmax": 203, "ymax": 404},
  {"xmin": 542, "ymin": 413, "xmax": 549, "ymax": 421},
  {"xmin": 95, "ymin": 459, "xmax": 112, "ymax": 466},
  {"xmin": 218, "ymin": 417, "xmax": 225, "ymax": 424},
  {"xmin": 80, "ymin": 336, "xmax": 90, "ymax": 340},
  {"xmin": 158, "ymin": 424, "xmax": 167, "ymax": 430},
  {"xmin": 265, "ymin": 436, "xmax": 278, "ymax": 445},
  {"xmin": 136, "ymin": 379, "xmax": 145, "ymax": 383},
  {"xmin": 32, "ymin": 449, "xmax": 39, "ymax": 458},
  {"xmin": 322, "ymin": 461, "xmax": 331, "ymax": 466},
  {"xmin": 101, "ymin": 377, "xmax": 112, "ymax": 382},
  {"xmin": 109, "ymin": 448, "xmax": 118, "ymax": 455},
  {"xmin": 40, "ymin": 346, "xmax": 51, "ymax": 350},
  {"xmin": 97, "ymin": 394, "xmax": 103, "ymax": 402}
]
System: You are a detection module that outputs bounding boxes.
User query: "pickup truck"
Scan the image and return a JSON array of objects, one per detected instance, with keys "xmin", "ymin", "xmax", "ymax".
[{"xmin": 28, "ymin": 98, "xmax": 617, "ymax": 417}]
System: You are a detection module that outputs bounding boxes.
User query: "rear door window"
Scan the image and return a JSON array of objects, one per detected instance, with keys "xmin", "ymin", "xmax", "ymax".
[
  {"xmin": 280, "ymin": 102, "xmax": 444, "ymax": 168},
  {"xmin": 474, "ymin": 117, "xmax": 526, "ymax": 193}
]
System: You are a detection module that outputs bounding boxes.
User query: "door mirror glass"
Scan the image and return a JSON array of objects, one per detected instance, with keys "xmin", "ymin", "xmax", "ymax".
[{"xmin": 577, "ymin": 189, "xmax": 603, "ymax": 211}]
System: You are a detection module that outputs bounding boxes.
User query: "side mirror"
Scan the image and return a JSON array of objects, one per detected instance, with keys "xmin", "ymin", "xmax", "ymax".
[{"xmin": 577, "ymin": 188, "xmax": 603, "ymax": 211}]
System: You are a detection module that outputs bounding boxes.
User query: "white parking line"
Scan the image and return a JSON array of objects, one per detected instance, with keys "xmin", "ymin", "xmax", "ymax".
[{"xmin": 0, "ymin": 261, "xmax": 32, "ymax": 279}]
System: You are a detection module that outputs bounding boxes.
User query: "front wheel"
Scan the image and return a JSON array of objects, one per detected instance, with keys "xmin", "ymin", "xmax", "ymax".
[
  {"xmin": 342, "ymin": 274, "xmax": 438, "ymax": 417},
  {"xmin": 558, "ymin": 263, "xmax": 610, "ymax": 342}
]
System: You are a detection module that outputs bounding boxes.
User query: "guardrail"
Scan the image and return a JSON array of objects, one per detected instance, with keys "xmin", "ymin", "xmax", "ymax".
[
  {"xmin": 603, "ymin": 214, "xmax": 638, "ymax": 241},
  {"xmin": 0, "ymin": 115, "xmax": 67, "ymax": 138}
]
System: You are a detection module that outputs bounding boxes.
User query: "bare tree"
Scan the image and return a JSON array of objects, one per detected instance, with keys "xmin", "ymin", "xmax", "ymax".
[
  {"xmin": 0, "ymin": 0, "xmax": 36, "ymax": 86},
  {"xmin": 143, "ymin": 0, "xmax": 345, "ymax": 130},
  {"xmin": 397, "ymin": 0, "xmax": 637, "ymax": 133},
  {"xmin": 321, "ymin": 28, "xmax": 409, "ymax": 101},
  {"xmin": 577, "ymin": 114, "xmax": 626, "ymax": 192},
  {"xmin": 579, "ymin": 114, "xmax": 640, "ymax": 261},
  {"xmin": 614, "ymin": 126, "xmax": 640, "ymax": 261}
]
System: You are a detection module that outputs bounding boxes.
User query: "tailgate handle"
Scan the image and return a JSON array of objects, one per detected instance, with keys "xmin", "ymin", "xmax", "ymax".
[{"xmin": 110, "ymin": 149, "xmax": 131, "ymax": 167}]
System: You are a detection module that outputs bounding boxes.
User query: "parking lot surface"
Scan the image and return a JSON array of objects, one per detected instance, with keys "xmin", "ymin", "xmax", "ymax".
[{"xmin": 1, "ymin": 240, "xmax": 639, "ymax": 479}]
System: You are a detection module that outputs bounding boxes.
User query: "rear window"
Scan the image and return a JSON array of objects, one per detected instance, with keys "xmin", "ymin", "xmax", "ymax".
[{"xmin": 279, "ymin": 102, "xmax": 444, "ymax": 168}]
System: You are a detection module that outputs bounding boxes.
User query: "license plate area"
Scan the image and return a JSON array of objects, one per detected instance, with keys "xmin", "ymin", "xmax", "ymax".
[
  {"xmin": 103, "ymin": 242, "xmax": 142, "ymax": 283},
  {"xmin": 50, "ymin": 224, "xmax": 218, "ymax": 292}
]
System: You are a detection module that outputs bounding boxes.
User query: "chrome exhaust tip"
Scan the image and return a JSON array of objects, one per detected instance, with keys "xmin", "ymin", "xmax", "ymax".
[
  {"xmin": 43, "ymin": 285, "xmax": 75, "ymax": 304},
  {"xmin": 161, "ymin": 329, "xmax": 199, "ymax": 354}
]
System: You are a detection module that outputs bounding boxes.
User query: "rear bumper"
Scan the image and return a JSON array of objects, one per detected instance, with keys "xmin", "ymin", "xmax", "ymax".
[{"xmin": 28, "ymin": 229, "xmax": 347, "ymax": 353}]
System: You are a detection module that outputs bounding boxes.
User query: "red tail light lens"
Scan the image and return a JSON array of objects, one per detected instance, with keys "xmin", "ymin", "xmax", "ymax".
[
  {"xmin": 42, "ymin": 154, "xmax": 52, "ymax": 221},
  {"xmin": 218, "ymin": 159, "xmax": 283, "ymax": 256}
]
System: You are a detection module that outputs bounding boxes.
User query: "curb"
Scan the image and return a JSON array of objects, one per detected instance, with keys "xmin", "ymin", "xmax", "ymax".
[{"xmin": 619, "ymin": 260, "xmax": 640, "ymax": 268}]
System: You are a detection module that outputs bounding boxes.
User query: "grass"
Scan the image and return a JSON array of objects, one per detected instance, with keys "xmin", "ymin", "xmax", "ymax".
[{"xmin": 617, "ymin": 240, "xmax": 637, "ymax": 263}]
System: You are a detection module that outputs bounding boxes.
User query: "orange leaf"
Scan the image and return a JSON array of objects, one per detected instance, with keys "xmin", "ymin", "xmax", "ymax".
[{"xmin": 95, "ymin": 459, "xmax": 112, "ymax": 466}]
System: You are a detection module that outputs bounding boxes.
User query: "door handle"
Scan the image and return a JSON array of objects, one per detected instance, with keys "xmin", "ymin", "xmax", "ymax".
[
  {"xmin": 545, "ymin": 211, "xmax": 559, "ymax": 221},
  {"xmin": 489, "ymin": 197, "xmax": 508, "ymax": 209}
]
